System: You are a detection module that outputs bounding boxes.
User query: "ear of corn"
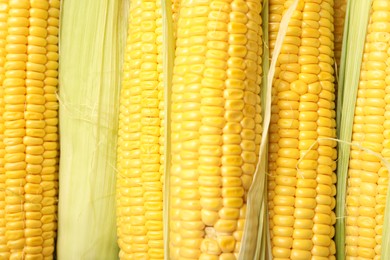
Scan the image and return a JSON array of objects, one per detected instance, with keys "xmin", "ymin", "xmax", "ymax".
[
  {"xmin": 268, "ymin": 0, "xmax": 337, "ymax": 259},
  {"xmin": 334, "ymin": 1, "xmax": 372, "ymax": 259},
  {"xmin": 0, "ymin": 0, "xmax": 60, "ymax": 258},
  {"xmin": 57, "ymin": 0, "xmax": 128, "ymax": 258},
  {"xmin": 168, "ymin": 0, "xmax": 264, "ymax": 259},
  {"xmin": 116, "ymin": 0, "xmax": 165, "ymax": 259},
  {"xmin": 336, "ymin": 0, "xmax": 390, "ymax": 259}
]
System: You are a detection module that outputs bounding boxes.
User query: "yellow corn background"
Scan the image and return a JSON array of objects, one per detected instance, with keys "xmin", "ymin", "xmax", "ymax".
[
  {"xmin": 0, "ymin": 0, "xmax": 60, "ymax": 258},
  {"xmin": 268, "ymin": 0, "xmax": 337, "ymax": 259}
]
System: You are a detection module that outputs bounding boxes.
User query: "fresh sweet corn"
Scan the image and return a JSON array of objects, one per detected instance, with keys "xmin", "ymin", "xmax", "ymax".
[
  {"xmin": 345, "ymin": 1, "xmax": 390, "ymax": 259},
  {"xmin": 268, "ymin": 0, "xmax": 337, "ymax": 259},
  {"xmin": 116, "ymin": 0, "xmax": 164, "ymax": 259},
  {"xmin": 169, "ymin": 0, "xmax": 263, "ymax": 259},
  {"xmin": 0, "ymin": 0, "xmax": 60, "ymax": 258}
]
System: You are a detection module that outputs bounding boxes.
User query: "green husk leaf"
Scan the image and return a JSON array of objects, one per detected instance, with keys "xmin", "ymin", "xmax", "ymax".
[
  {"xmin": 162, "ymin": 0, "xmax": 174, "ymax": 259},
  {"xmin": 57, "ymin": 1, "xmax": 128, "ymax": 258},
  {"xmin": 335, "ymin": 1, "xmax": 372, "ymax": 259},
  {"xmin": 335, "ymin": 0, "xmax": 350, "ymax": 136}
]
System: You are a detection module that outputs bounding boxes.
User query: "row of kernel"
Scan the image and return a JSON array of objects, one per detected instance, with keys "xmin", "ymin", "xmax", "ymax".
[
  {"xmin": 378, "ymin": 9, "xmax": 390, "ymax": 256},
  {"xmin": 117, "ymin": 0, "xmax": 143, "ymax": 258},
  {"xmin": 25, "ymin": 0, "xmax": 49, "ymax": 258},
  {"xmin": 169, "ymin": 0, "xmax": 186, "ymax": 255},
  {"xmin": 333, "ymin": 0, "xmax": 346, "ymax": 67},
  {"xmin": 140, "ymin": 0, "xmax": 163, "ymax": 258},
  {"xmin": 271, "ymin": 0, "xmax": 302, "ymax": 259},
  {"xmin": 234, "ymin": 0, "xmax": 263, "ymax": 256},
  {"xmin": 176, "ymin": 0, "xmax": 208, "ymax": 259},
  {"xmin": 346, "ymin": 40, "xmax": 366, "ymax": 258},
  {"xmin": 197, "ymin": 0, "xmax": 228, "ymax": 258},
  {"xmin": 291, "ymin": 1, "xmax": 321, "ymax": 258},
  {"xmin": 379, "ymin": 30, "xmax": 390, "ymax": 260},
  {"xmin": 220, "ymin": 0, "xmax": 246, "ymax": 258},
  {"xmin": 41, "ymin": 0, "xmax": 60, "ymax": 258},
  {"xmin": 153, "ymin": 0, "xmax": 164, "ymax": 259},
  {"xmin": 267, "ymin": 0, "xmax": 282, "ymax": 241},
  {"xmin": 0, "ymin": 0, "xmax": 7, "ymax": 258},
  {"xmin": 4, "ymin": 0, "xmax": 30, "ymax": 258},
  {"xmin": 315, "ymin": 1, "xmax": 336, "ymax": 258},
  {"xmin": 128, "ymin": 0, "xmax": 149, "ymax": 258}
]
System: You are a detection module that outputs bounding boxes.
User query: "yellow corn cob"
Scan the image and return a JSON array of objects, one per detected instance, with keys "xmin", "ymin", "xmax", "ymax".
[
  {"xmin": 0, "ymin": 0, "xmax": 7, "ymax": 258},
  {"xmin": 346, "ymin": 1, "xmax": 390, "ymax": 259},
  {"xmin": 116, "ymin": 0, "xmax": 164, "ymax": 259},
  {"xmin": 0, "ymin": 0, "xmax": 60, "ymax": 258},
  {"xmin": 334, "ymin": 0, "xmax": 347, "ymax": 68},
  {"xmin": 268, "ymin": 0, "xmax": 337, "ymax": 259},
  {"xmin": 170, "ymin": 0, "xmax": 263, "ymax": 259}
]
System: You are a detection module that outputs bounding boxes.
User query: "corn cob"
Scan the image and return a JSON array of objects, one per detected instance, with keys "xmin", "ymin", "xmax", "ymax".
[
  {"xmin": 268, "ymin": 0, "xmax": 337, "ymax": 259},
  {"xmin": 0, "ymin": 0, "xmax": 60, "ymax": 258},
  {"xmin": 345, "ymin": 1, "xmax": 390, "ymax": 259},
  {"xmin": 170, "ymin": 0, "xmax": 263, "ymax": 259},
  {"xmin": 116, "ymin": 0, "xmax": 164, "ymax": 259}
]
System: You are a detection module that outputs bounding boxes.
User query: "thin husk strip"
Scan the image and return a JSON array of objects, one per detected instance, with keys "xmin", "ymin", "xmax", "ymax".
[
  {"xmin": 336, "ymin": 0, "xmax": 350, "ymax": 136},
  {"xmin": 253, "ymin": 0, "xmax": 269, "ymax": 258},
  {"xmin": 335, "ymin": 1, "xmax": 372, "ymax": 259},
  {"xmin": 162, "ymin": 0, "xmax": 174, "ymax": 259},
  {"xmin": 239, "ymin": 1, "xmax": 299, "ymax": 259},
  {"xmin": 57, "ymin": 0, "xmax": 128, "ymax": 258}
]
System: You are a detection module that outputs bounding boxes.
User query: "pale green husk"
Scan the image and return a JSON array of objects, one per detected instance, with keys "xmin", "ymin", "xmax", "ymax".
[
  {"xmin": 335, "ymin": 1, "xmax": 372, "ymax": 259},
  {"xmin": 256, "ymin": 0, "xmax": 270, "ymax": 259},
  {"xmin": 57, "ymin": 1, "xmax": 128, "ymax": 258}
]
